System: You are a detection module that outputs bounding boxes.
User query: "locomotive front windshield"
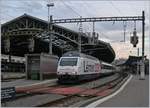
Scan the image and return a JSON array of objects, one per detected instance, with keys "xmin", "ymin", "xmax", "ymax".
[{"xmin": 59, "ymin": 58, "xmax": 78, "ymax": 66}]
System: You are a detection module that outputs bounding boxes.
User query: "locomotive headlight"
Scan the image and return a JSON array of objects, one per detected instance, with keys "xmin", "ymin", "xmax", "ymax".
[
  {"xmin": 71, "ymin": 71, "xmax": 76, "ymax": 74},
  {"xmin": 71, "ymin": 72, "xmax": 75, "ymax": 74},
  {"xmin": 72, "ymin": 72, "xmax": 77, "ymax": 75}
]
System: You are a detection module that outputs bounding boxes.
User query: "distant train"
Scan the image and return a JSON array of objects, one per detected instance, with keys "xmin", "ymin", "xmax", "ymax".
[{"xmin": 57, "ymin": 51, "xmax": 115, "ymax": 83}]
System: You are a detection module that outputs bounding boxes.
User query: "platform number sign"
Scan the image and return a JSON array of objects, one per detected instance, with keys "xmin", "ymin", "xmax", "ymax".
[{"xmin": 1, "ymin": 87, "xmax": 16, "ymax": 102}]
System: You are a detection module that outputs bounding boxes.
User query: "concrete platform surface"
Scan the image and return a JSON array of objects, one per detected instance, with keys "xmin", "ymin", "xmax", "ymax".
[
  {"xmin": 1, "ymin": 78, "xmax": 57, "ymax": 88},
  {"xmin": 96, "ymin": 75, "xmax": 149, "ymax": 107},
  {"xmin": 1, "ymin": 72, "xmax": 25, "ymax": 79}
]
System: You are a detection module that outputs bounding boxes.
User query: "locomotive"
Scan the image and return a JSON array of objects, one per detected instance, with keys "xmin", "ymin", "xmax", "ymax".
[{"xmin": 57, "ymin": 51, "xmax": 115, "ymax": 83}]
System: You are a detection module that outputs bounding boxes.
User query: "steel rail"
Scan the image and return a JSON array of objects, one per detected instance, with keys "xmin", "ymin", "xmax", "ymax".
[{"xmin": 38, "ymin": 72, "xmax": 128, "ymax": 107}]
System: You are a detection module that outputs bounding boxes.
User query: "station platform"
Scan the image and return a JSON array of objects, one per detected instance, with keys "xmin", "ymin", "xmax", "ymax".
[
  {"xmin": 1, "ymin": 78, "xmax": 57, "ymax": 88},
  {"xmin": 89, "ymin": 75, "xmax": 149, "ymax": 107},
  {"xmin": 1, "ymin": 72, "xmax": 25, "ymax": 80}
]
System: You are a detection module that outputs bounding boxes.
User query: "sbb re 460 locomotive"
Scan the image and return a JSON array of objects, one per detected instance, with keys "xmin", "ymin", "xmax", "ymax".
[{"xmin": 57, "ymin": 51, "xmax": 115, "ymax": 83}]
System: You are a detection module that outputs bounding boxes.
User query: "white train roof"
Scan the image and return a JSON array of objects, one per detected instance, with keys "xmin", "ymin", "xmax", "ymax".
[{"xmin": 62, "ymin": 51, "xmax": 99, "ymax": 61}]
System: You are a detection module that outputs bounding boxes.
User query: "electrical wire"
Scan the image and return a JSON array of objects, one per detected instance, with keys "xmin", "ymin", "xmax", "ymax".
[
  {"xmin": 82, "ymin": 1, "xmax": 115, "ymax": 41},
  {"xmin": 109, "ymin": 1, "xmax": 122, "ymax": 16},
  {"xmin": 59, "ymin": 0, "xmax": 80, "ymax": 17},
  {"xmin": 55, "ymin": 1, "xmax": 122, "ymax": 43}
]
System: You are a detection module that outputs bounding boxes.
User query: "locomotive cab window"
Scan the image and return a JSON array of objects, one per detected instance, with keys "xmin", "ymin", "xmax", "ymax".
[{"xmin": 59, "ymin": 58, "xmax": 78, "ymax": 66}]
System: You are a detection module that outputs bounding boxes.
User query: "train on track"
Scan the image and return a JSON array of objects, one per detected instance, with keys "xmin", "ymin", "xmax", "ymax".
[{"xmin": 57, "ymin": 51, "xmax": 116, "ymax": 83}]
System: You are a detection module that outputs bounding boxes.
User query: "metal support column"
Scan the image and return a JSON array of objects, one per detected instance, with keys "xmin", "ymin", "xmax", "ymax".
[
  {"xmin": 49, "ymin": 15, "xmax": 53, "ymax": 55},
  {"xmin": 142, "ymin": 11, "xmax": 145, "ymax": 58},
  {"xmin": 140, "ymin": 11, "xmax": 145, "ymax": 80},
  {"xmin": 78, "ymin": 16, "xmax": 82, "ymax": 53},
  {"xmin": 92, "ymin": 21, "xmax": 95, "ymax": 44},
  {"xmin": 47, "ymin": 3, "xmax": 54, "ymax": 55}
]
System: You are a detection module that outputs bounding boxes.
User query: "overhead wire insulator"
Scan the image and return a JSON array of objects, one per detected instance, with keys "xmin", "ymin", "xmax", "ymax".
[
  {"xmin": 112, "ymin": 21, "xmax": 115, "ymax": 25},
  {"xmin": 133, "ymin": 20, "xmax": 137, "ymax": 37},
  {"xmin": 134, "ymin": 20, "xmax": 136, "ymax": 31},
  {"xmin": 79, "ymin": 16, "xmax": 83, "ymax": 33}
]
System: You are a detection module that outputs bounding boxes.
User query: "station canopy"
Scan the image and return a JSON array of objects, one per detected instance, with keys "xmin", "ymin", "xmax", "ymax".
[{"xmin": 1, "ymin": 14, "xmax": 115, "ymax": 63}]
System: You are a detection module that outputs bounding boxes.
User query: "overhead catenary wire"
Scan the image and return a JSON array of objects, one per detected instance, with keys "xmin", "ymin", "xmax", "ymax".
[
  {"xmin": 56, "ymin": 1, "xmax": 130, "ymax": 43},
  {"xmin": 60, "ymin": 0, "xmax": 94, "ymax": 33},
  {"xmin": 59, "ymin": 0, "xmax": 80, "ymax": 17},
  {"xmin": 109, "ymin": 1, "xmax": 130, "ymax": 43},
  {"xmin": 82, "ymin": 1, "xmax": 118, "ymax": 42},
  {"xmin": 109, "ymin": 1, "xmax": 122, "ymax": 16}
]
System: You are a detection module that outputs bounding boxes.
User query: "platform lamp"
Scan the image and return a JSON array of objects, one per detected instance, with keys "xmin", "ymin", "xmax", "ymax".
[{"xmin": 47, "ymin": 3, "xmax": 54, "ymax": 55}]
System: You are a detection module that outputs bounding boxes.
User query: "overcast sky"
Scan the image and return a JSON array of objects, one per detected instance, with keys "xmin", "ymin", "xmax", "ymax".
[{"xmin": 0, "ymin": 0, "xmax": 149, "ymax": 59}]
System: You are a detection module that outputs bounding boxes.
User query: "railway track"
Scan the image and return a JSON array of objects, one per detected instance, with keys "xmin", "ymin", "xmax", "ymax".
[
  {"xmin": 15, "ymin": 73, "xmax": 114, "ymax": 94},
  {"xmin": 2, "ymin": 72, "xmax": 129, "ymax": 107},
  {"xmin": 38, "ymin": 72, "xmax": 129, "ymax": 107}
]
